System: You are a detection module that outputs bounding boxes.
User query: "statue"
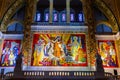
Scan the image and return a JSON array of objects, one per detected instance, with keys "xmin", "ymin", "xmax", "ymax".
[
  {"xmin": 95, "ymin": 51, "xmax": 104, "ymax": 72},
  {"xmin": 14, "ymin": 53, "xmax": 23, "ymax": 77},
  {"xmin": 95, "ymin": 50, "xmax": 105, "ymax": 79}
]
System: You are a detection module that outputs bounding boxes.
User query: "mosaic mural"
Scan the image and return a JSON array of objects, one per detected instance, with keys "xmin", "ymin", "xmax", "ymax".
[
  {"xmin": 0, "ymin": 40, "xmax": 21, "ymax": 67},
  {"xmin": 98, "ymin": 40, "xmax": 117, "ymax": 67},
  {"xmin": 32, "ymin": 34, "xmax": 87, "ymax": 66}
]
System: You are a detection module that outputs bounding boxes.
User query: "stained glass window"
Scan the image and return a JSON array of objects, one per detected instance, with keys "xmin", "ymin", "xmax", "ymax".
[
  {"xmin": 7, "ymin": 23, "xmax": 23, "ymax": 34},
  {"xmin": 7, "ymin": 23, "xmax": 23, "ymax": 32},
  {"xmin": 36, "ymin": 13, "xmax": 41, "ymax": 22},
  {"xmin": 45, "ymin": 13, "xmax": 49, "ymax": 21},
  {"xmin": 78, "ymin": 13, "xmax": 83, "ymax": 22},
  {"xmin": 103, "ymin": 25, "xmax": 112, "ymax": 32},
  {"xmin": 62, "ymin": 13, "xmax": 66, "ymax": 22},
  {"xmin": 53, "ymin": 13, "xmax": 58, "ymax": 22},
  {"xmin": 70, "ymin": 13, "xmax": 74, "ymax": 21},
  {"xmin": 96, "ymin": 24, "xmax": 112, "ymax": 33},
  {"xmin": 7, "ymin": 23, "xmax": 16, "ymax": 31}
]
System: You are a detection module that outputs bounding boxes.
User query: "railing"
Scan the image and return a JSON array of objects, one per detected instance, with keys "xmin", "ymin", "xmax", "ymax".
[
  {"xmin": 31, "ymin": 22, "xmax": 85, "ymax": 26},
  {"xmin": 3, "ymin": 71, "xmax": 118, "ymax": 80},
  {"xmin": 112, "ymin": 75, "xmax": 120, "ymax": 80}
]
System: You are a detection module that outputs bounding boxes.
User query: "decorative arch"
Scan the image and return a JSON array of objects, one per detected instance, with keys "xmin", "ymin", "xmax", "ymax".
[
  {"xmin": 94, "ymin": 0, "xmax": 119, "ymax": 32},
  {"xmin": 0, "ymin": 0, "xmax": 25, "ymax": 31}
]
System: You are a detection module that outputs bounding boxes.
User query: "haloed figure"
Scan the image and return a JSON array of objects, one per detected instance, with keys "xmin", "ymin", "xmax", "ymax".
[
  {"xmin": 1, "ymin": 47, "xmax": 11, "ymax": 66},
  {"xmin": 33, "ymin": 39, "xmax": 45, "ymax": 66},
  {"xmin": 9, "ymin": 51, "xmax": 15, "ymax": 66},
  {"xmin": 53, "ymin": 36, "xmax": 65, "ymax": 59},
  {"xmin": 71, "ymin": 36, "xmax": 81, "ymax": 61},
  {"xmin": 44, "ymin": 39, "xmax": 54, "ymax": 59}
]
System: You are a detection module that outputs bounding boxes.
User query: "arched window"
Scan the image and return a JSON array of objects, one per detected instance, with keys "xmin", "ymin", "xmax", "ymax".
[
  {"xmin": 53, "ymin": 0, "xmax": 66, "ymax": 22},
  {"xmin": 44, "ymin": 9, "xmax": 49, "ymax": 22},
  {"xmin": 53, "ymin": 10, "xmax": 59, "ymax": 22},
  {"xmin": 78, "ymin": 12, "xmax": 84, "ymax": 22},
  {"xmin": 70, "ymin": 0, "xmax": 84, "ymax": 23},
  {"xmin": 70, "ymin": 9, "xmax": 75, "ymax": 22},
  {"xmin": 35, "ymin": 11, "xmax": 41, "ymax": 22},
  {"xmin": 36, "ymin": 0, "xmax": 49, "ymax": 22},
  {"xmin": 70, "ymin": 13, "xmax": 74, "ymax": 21},
  {"xmin": 96, "ymin": 24, "xmax": 112, "ymax": 34},
  {"xmin": 35, "ymin": 0, "xmax": 86, "ymax": 23},
  {"xmin": 7, "ymin": 22, "xmax": 23, "ymax": 34},
  {"xmin": 60, "ymin": 10, "xmax": 66, "ymax": 22}
]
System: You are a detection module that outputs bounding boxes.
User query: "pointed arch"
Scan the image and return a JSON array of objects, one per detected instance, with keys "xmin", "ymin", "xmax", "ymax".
[
  {"xmin": 94, "ymin": 0, "xmax": 119, "ymax": 32},
  {"xmin": 0, "ymin": 0, "xmax": 25, "ymax": 31}
]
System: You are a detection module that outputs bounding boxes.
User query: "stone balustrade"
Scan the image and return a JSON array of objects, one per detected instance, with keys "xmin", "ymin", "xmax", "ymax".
[{"xmin": 3, "ymin": 71, "xmax": 115, "ymax": 80}]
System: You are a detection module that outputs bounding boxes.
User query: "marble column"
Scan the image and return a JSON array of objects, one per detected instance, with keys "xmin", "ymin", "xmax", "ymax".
[
  {"xmin": 22, "ymin": 0, "xmax": 36, "ymax": 66},
  {"xmin": 82, "ymin": 0, "xmax": 97, "ymax": 67},
  {"xmin": 49, "ymin": 0, "xmax": 53, "ymax": 23},
  {"xmin": 66, "ymin": 0, "xmax": 70, "ymax": 23},
  {"xmin": 115, "ymin": 32, "xmax": 120, "ymax": 67}
]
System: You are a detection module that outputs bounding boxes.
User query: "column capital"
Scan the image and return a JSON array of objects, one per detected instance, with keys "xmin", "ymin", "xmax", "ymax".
[{"xmin": 115, "ymin": 31, "xmax": 120, "ymax": 40}]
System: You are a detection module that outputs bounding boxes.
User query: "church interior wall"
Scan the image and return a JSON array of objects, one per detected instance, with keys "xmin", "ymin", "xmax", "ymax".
[{"xmin": 0, "ymin": 0, "xmax": 120, "ymax": 76}]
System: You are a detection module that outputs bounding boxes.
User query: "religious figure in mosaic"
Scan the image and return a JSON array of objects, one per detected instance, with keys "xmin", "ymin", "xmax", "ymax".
[
  {"xmin": 53, "ymin": 36, "xmax": 65, "ymax": 59},
  {"xmin": 70, "ymin": 36, "xmax": 86, "ymax": 63},
  {"xmin": 33, "ymin": 39, "xmax": 45, "ymax": 66},
  {"xmin": 99, "ymin": 41, "xmax": 117, "ymax": 67},
  {"xmin": 32, "ymin": 34, "xmax": 87, "ymax": 66},
  {"xmin": 1, "ymin": 47, "xmax": 10, "ymax": 66}
]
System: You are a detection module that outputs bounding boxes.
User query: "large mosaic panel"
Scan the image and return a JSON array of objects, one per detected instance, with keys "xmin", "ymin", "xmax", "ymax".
[
  {"xmin": 0, "ymin": 40, "xmax": 21, "ymax": 67},
  {"xmin": 32, "ymin": 33, "xmax": 87, "ymax": 66},
  {"xmin": 98, "ymin": 40, "xmax": 118, "ymax": 67}
]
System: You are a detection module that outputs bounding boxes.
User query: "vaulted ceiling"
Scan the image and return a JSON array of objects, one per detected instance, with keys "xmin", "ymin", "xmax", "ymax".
[{"xmin": 103, "ymin": 0, "xmax": 120, "ymax": 27}]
